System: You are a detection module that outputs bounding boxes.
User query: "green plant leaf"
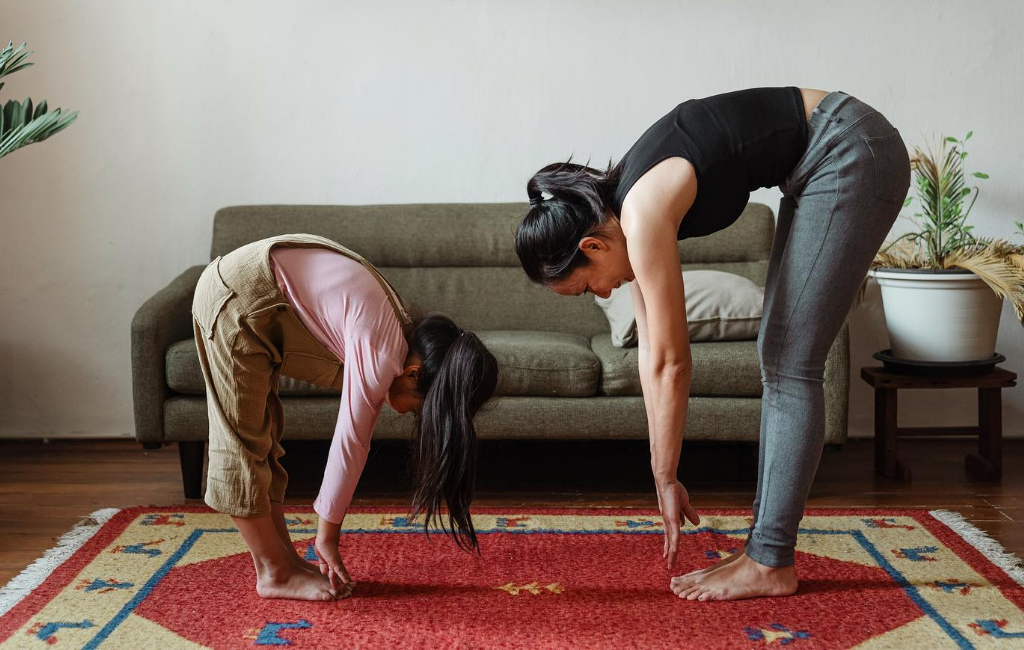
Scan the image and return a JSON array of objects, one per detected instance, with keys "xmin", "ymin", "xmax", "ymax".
[
  {"xmin": 966, "ymin": 131, "xmax": 973, "ymax": 140},
  {"xmin": 973, "ymin": 172, "xmax": 989, "ymax": 179},
  {"xmin": 903, "ymin": 196, "xmax": 913, "ymax": 207},
  {"xmin": 0, "ymin": 43, "xmax": 79, "ymax": 161},
  {"xmin": 0, "ymin": 42, "xmax": 34, "ymax": 82},
  {"xmin": 0, "ymin": 107, "xmax": 78, "ymax": 158},
  {"xmin": 945, "ymin": 136, "xmax": 958, "ymax": 143}
]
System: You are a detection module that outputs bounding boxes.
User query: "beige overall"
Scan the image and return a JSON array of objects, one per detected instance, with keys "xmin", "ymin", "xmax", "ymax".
[{"xmin": 191, "ymin": 234, "xmax": 413, "ymax": 518}]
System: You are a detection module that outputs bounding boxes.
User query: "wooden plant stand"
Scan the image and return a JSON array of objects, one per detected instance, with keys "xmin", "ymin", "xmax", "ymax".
[{"xmin": 860, "ymin": 365, "xmax": 1017, "ymax": 482}]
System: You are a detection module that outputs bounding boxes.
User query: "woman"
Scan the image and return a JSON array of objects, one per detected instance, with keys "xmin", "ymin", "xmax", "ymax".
[
  {"xmin": 192, "ymin": 233, "xmax": 498, "ymax": 601},
  {"xmin": 515, "ymin": 88, "xmax": 910, "ymax": 601}
]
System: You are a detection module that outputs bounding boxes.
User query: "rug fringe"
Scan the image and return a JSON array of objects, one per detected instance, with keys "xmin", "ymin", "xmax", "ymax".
[
  {"xmin": 930, "ymin": 509, "xmax": 1024, "ymax": 588},
  {"xmin": 0, "ymin": 507, "xmax": 120, "ymax": 618}
]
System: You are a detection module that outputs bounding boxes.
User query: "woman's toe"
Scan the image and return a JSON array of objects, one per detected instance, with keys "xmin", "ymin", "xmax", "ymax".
[{"xmin": 678, "ymin": 585, "xmax": 700, "ymax": 599}]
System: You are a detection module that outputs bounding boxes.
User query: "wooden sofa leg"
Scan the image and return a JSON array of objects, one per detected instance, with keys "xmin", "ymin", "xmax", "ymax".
[
  {"xmin": 178, "ymin": 441, "xmax": 205, "ymax": 500},
  {"xmin": 141, "ymin": 442, "xmax": 162, "ymax": 450}
]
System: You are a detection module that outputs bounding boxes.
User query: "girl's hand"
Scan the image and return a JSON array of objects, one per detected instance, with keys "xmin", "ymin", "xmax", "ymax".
[
  {"xmin": 656, "ymin": 479, "xmax": 700, "ymax": 570},
  {"xmin": 315, "ymin": 528, "xmax": 355, "ymax": 595}
]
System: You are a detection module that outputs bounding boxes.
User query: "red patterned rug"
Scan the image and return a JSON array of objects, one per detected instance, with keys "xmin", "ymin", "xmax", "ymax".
[{"xmin": 1, "ymin": 507, "xmax": 1023, "ymax": 648}]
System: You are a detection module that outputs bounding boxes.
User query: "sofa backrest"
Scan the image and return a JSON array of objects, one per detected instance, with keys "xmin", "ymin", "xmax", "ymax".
[{"xmin": 210, "ymin": 202, "xmax": 774, "ymax": 338}]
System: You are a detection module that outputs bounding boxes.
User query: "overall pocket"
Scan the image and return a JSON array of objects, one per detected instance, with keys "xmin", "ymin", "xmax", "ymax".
[
  {"xmin": 863, "ymin": 127, "xmax": 911, "ymax": 204},
  {"xmin": 192, "ymin": 256, "xmax": 236, "ymax": 340},
  {"xmin": 243, "ymin": 302, "xmax": 343, "ymax": 388}
]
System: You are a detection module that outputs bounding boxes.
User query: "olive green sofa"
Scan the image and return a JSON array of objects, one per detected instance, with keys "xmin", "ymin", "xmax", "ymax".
[{"xmin": 131, "ymin": 202, "xmax": 850, "ymax": 497}]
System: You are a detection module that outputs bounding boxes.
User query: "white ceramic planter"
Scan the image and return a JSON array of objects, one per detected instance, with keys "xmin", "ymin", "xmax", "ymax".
[{"xmin": 867, "ymin": 268, "xmax": 1002, "ymax": 362}]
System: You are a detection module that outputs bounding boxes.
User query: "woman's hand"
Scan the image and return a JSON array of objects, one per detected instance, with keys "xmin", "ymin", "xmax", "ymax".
[
  {"xmin": 315, "ymin": 521, "xmax": 355, "ymax": 595},
  {"xmin": 656, "ymin": 479, "xmax": 701, "ymax": 570}
]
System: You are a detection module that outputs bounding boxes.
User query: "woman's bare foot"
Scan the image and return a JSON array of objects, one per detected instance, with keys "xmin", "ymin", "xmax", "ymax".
[
  {"xmin": 670, "ymin": 552, "xmax": 797, "ymax": 601},
  {"xmin": 255, "ymin": 564, "xmax": 346, "ymax": 601},
  {"xmin": 670, "ymin": 545, "xmax": 745, "ymax": 591}
]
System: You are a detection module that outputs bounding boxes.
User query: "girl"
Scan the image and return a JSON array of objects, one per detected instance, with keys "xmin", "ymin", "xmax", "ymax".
[
  {"xmin": 514, "ymin": 88, "xmax": 910, "ymax": 601},
  {"xmin": 191, "ymin": 233, "xmax": 498, "ymax": 601}
]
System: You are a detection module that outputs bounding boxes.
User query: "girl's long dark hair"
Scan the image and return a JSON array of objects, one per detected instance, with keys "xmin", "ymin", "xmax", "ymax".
[
  {"xmin": 408, "ymin": 314, "xmax": 498, "ymax": 553},
  {"xmin": 515, "ymin": 156, "xmax": 623, "ymax": 286}
]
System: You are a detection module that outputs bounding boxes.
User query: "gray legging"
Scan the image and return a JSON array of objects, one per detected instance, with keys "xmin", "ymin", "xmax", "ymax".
[{"xmin": 743, "ymin": 91, "xmax": 911, "ymax": 568}]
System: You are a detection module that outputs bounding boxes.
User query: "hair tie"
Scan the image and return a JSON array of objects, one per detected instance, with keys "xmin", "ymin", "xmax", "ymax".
[{"xmin": 529, "ymin": 193, "xmax": 545, "ymax": 207}]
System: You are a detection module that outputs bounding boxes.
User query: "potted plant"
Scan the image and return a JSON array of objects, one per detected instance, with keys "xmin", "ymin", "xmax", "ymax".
[
  {"xmin": 864, "ymin": 132, "xmax": 1024, "ymax": 362},
  {"xmin": 0, "ymin": 41, "xmax": 78, "ymax": 160}
]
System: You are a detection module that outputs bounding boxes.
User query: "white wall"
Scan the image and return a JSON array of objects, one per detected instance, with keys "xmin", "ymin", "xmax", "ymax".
[{"xmin": 2, "ymin": 0, "xmax": 1022, "ymax": 439}]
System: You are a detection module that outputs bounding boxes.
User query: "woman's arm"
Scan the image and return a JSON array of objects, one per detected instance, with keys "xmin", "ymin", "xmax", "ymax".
[
  {"xmin": 621, "ymin": 157, "xmax": 700, "ymax": 569},
  {"xmin": 630, "ymin": 241, "xmax": 691, "ymax": 482},
  {"xmin": 630, "ymin": 283, "xmax": 657, "ymax": 458}
]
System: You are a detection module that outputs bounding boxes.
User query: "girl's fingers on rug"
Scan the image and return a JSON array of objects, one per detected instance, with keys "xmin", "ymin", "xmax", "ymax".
[
  {"xmin": 336, "ymin": 559, "xmax": 353, "ymax": 584},
  {"xmin": 327, "ymin": 557, "xmax": 353, "ymax": 587},
  {"xmin": 315, "ymin": 542, "xmax": 353, "ymax": 587},
  {"xmin": 332, "ymin": 561, "xmax": 354, "ymax": 589},
  {"xmin": 316, "ymin": 557, "xmax": 342, "ymax": 591},
  {"xmin": 331, "ymin": 582, "xmax": 354, "ymax": 600}
]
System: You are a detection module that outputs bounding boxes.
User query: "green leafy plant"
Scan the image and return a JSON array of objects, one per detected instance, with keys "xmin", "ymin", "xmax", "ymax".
[
  {"xmin": 864, "ymin": 131, "xmax": 1024, "ymax": 322},
  {"xmin": 0, "ymin": 41, "xmax": 78, "ymax": 160},
  {"xmin": 878, "ymin": 132, "xmax": 988, "ymax": 268}
]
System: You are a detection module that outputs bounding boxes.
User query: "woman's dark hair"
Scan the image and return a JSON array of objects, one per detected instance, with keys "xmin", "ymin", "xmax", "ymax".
[
  {"xmin": 515, "ymin": 156, "xmax": 623, "ymax": 286},
  {"xmin": 407, "ymin": 313, "xmax": 499, "ymax": 553}
]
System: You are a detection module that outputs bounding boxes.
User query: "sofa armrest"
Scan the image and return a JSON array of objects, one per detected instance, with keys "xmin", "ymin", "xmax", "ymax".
[
  {"xmin": 823, "ymin": 319, "xmax": 851, "ymax": 446},
  {"xmin": 131, "ymin": 265, "xmax": 207, "ymax": 444}
]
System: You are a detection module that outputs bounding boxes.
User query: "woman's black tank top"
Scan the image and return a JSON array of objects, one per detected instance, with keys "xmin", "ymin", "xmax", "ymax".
[{"xmin": 611, "ymin": 86, "xmax": 808, "ymax": 240}]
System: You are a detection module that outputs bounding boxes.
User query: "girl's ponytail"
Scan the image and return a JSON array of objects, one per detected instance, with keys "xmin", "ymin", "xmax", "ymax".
[{"xmin": 408, "ymin": 314, "xmax": 498, "ymax": 552}]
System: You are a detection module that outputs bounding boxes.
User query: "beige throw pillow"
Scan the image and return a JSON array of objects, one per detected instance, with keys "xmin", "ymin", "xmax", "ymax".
[{"xmin": 595, "ymin": 269, "xmax": 765, "ymax": 347}]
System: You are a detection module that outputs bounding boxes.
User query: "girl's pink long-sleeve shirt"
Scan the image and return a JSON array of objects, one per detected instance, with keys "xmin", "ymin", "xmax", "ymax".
[{"xmin": 269, "ymin": 246, "xmax": 409, "ymax": 525}]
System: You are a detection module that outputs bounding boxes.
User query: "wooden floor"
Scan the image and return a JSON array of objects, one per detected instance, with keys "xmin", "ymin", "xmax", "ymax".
[{"xmin": 1, "ymin": 437, "xmax": 1022, "ymax": 585}]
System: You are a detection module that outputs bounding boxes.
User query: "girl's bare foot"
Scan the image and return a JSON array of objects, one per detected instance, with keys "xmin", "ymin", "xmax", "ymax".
[
  {"xmin": 287, "ymin": 543, "xmax": 320, "ymax": 574},
  {"xmin": 232, "ymin": 510, "xmax": 349, "ymax": 601},
  {"xmin": 671, "ymin": 552, "xmax": 798, "ymax": 601},
  {"xmin": 286, "ymin": 546, "xmax": 355, "ymax": 598},
  {"xmin": 255, "ymin": 564, "xmax": 346, "ymax": 601},
  {"xmin": 268, "ymin": 504, "xmax": 318, "ymax": 574}
]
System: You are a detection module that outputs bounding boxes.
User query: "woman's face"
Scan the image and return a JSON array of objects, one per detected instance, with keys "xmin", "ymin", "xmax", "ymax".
[{"xmin": 549, "ymin": 230, "xmax": 635, "ymax": 300}]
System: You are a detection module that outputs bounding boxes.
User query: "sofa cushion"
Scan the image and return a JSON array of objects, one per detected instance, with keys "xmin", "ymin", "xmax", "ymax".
[
  {"xmin": 595, "ymin": 270, "xmax": 765, "ymax": 347},
  {"xmin": 166, "ymin": 330, "xmax": 600, "ymax": 398},
  {"xmin": 477, "ymin": 330, "xmax": 600, "ymax": 397},
  {"xmin": 590, "ymin": 334, "xmax": 763, "ymax": 397},
  {"xmin": 165, "ymin": 339, "xmax": 338, "ymax": 396}
]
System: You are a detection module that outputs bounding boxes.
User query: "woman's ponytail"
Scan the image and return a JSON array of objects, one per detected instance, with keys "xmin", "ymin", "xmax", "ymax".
[
  {"xmin": 408, "ymin": 314, "xmax": 498, "ymax": 552},
  {"xmin": 517, "ymin": 155, "xmax": 623, "ymax": 285}
]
